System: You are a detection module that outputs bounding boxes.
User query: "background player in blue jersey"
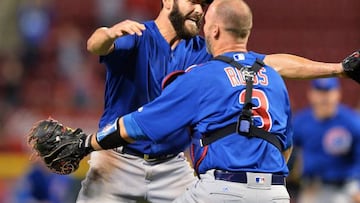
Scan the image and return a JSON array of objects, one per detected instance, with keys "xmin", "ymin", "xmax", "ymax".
[
  {"xmin": 292, "ymin": 78, "xmax": 360, "ymax": 203},
  {"xmin": 13, "ymin": 160, "xmax": 76, "ymax": 203},
  {"xmin": 79, "ymin": 0, "xmax": 359, "ymax": 202}
]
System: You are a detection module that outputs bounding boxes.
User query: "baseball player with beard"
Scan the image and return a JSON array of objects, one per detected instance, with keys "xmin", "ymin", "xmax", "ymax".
[
  {"xmin": 76, "ymin": 0, "xmax": 360, "ymax": 202},
  {"xmin": 79, "ymin": 1, "xmax": 211, "ymax": 202}
]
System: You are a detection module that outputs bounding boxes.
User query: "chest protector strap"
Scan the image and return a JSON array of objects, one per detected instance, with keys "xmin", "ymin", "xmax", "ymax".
[{"xmin": 200, "ymin": 55, "xmax": 283, "ymax": 151}]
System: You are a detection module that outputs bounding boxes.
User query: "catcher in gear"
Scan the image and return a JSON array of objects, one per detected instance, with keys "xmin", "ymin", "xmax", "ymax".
[{"xmin": 27, "ymin": 50, "xmax": 360, "ymax": 175}]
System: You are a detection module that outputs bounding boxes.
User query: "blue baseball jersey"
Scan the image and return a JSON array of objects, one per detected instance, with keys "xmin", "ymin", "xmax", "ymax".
[
  {"xmin": 293, "ymin": 105, "xmax": 360, "ymax": 181},
  {"xmin": 98, "ymin": 21, "xmax": 211, "ymax": 155},
  {"xmin": 131, "ymin": 52, "xmax": 293, "ymax": 175}
]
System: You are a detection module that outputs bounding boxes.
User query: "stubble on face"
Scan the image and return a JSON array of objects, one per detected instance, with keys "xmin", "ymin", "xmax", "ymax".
[
  {"xmin": 205, "ymin": 36, "xmax": 212, "ymax": 55},
  {"xmin": 169, "ymin": 1, "xmax": 203, "ymax": 39}
]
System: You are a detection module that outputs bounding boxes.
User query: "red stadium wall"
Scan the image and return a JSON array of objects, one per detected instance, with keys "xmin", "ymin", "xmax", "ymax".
[
  {"xmin": 246, "ymin": 0, "xmax": 360, "ymax": 112},
  {"xmin": 36, "ymin": 0, "xmax": 360, "ymax": 111}
]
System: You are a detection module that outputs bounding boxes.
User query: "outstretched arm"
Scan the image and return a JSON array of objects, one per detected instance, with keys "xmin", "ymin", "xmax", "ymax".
[
  {"xmin": 87, "ymin": 20, "xmax": 146, "ymax": 55},
  {"xmin": 264, "ymin": 54, "xmax": 344, "ymax": 79},
  {"xmin": 264, "ymin": 50, "xmax": 360, "ymax": 84}
]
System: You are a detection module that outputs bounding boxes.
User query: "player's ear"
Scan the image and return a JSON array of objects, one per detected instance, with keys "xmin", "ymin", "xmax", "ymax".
[{"xmin": 213, "ymin": 24, "xmax": 220, "ymax": 39}]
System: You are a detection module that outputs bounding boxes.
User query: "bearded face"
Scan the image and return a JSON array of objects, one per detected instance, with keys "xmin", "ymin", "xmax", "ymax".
[{"xmin": 169, "ymin": 0, "xmax": 203, "ymax": 39}]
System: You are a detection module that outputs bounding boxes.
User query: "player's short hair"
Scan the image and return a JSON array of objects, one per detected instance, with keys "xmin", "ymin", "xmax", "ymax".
[{"xmin": 217, "ymin": 0, "xmax": 253, "ymax": 39}]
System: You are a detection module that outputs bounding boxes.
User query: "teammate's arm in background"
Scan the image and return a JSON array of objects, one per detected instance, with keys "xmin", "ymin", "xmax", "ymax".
[
  {"xmin": 264, "ymin": 54, "xmax": 345, "ymax": 79},
  {"xmin": 87, "ymin": 20, "xmax": 146, "ymax": 55}
]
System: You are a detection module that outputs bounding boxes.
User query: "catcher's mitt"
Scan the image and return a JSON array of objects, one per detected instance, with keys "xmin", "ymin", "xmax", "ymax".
[
  {"xmin": 27, "ymin": 118, "xmax": 93, "ymax": 175},
  {"xmin": 342, "ymin": 50, "xmax": 360, "ymax": 84}
]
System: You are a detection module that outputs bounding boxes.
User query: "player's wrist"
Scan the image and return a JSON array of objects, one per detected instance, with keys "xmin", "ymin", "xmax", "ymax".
[
  {"xmin": 89, "ymin": 133, "xmax": 101, "ymax": 150},
  {"xmin": 103, "ymin": 27, "xmax": 118, "ymax": 40},
  {"xmin": 73, "ymin": 131, "xmax": 94, "ymax": 158},
  {"xmin": 83, "ymin": 133, "xmax": 95, "ymax": 154},
  {"xmin": 95, "ymin": 118, "xmax": 129, "ymax": 150}
]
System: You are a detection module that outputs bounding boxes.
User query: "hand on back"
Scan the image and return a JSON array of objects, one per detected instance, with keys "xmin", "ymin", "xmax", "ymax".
[{"xmin": 108, "ymin": 20, "xmax": 146, "ymax": 39}]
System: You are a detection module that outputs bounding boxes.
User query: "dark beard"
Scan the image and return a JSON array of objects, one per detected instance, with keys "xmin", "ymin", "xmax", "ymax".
[{"xmin": 169, "ymin": 1, "xmax": 198, "ymax": 40}]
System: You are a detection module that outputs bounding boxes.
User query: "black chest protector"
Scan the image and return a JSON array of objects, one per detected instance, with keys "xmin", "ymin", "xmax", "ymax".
[{"xmin": 200, "ymin": 55, "xmax": 283, "ymax": 151}]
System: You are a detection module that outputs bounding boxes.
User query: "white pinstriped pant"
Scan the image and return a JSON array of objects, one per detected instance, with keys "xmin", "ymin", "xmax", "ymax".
[
  {"xmin": 76, "ymin": 150, "xmax": 196, "ymax": 203},
  {"xmin": 173, "ymin": 170, "xmax": 290, "ymax": 203}
]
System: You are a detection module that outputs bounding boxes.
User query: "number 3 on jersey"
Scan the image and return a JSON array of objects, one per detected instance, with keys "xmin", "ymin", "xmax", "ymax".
[{"xmin": 239, "ymin": 89, "xmax": 272, "ymax": 131}]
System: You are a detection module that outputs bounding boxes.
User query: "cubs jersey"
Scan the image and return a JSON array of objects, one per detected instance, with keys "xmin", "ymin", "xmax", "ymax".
[
  {"xmin": 98, "ymin": 21, "xmax": 211, "ymax": 155},
  {"xmin": 293, "ymin": 105, "xmax": 360, "ymax": 181},
  {"xmin": 131, "ymin": 51, "xmax": 293, "ymax": 175}
]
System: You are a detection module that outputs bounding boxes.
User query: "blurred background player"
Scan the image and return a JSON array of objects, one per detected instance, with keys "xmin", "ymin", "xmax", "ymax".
[
  {"xmin": 292, "ymin": 78, "xmax": 360, "ymax": 203},
  {"xmin": 12, "ymin": 160, "xmax": 76, "ymax": 203}
]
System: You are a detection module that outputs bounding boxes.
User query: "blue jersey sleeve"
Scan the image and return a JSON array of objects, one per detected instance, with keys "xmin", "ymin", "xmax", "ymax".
[
  {"xmin": 123, "ymin": 114, "xmax": 147, "ymax": 140},
  {"xmin": 248, "ymin": 51, "xmax": 266, "ymax": 61},
  {"xmin": 99, "ymin": 34, "xmax": 137, "ymax": 72},
  {"xmin": 292, "ymin": 110, "xmax": 307, "ymax": 147},
  {"xmin": 343, "ymin": 107, "xmax": 360, "ymax": 179},
  {"xmin": 113, "ymin": 34, "xmax": 136, "ymax": 51},
  {"xmin": 284, "ymin": 113, "xmax": 293, "ymax": 149},
  {"xmin": 130, "ymin": 70, "xmax": 202, "ymax": 143}
]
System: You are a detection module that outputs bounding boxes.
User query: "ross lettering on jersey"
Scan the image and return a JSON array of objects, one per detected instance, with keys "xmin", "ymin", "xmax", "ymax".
[
  {"xmin": 224, "ymin": 67, "xmax": 268, "ymax": 87},
  {"xmin": 252, "ymin": 70, "xmax": 258, "ymax": 84},
  {"xmin": 257, "ymin": 68, "xmax": 268, "ymax": 85},
  {"xmin": 224, "ymin": 67, "xmax": 241, "ymax": 87},
  {"xmin": 235, "ymin": 68, "xmax": 246, "ymax": 84}
]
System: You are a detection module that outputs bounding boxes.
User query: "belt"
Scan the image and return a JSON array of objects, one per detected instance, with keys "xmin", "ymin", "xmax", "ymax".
[
  {"xmin": 214, "ymin": 170, "xmax": 286, "ymax": 185},
  {"xmin": 118, "ymin": 147, "xmax": 177, "ymax": 162}
]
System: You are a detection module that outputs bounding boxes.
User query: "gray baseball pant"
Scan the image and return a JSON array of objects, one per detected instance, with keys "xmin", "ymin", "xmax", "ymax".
[{"xmin": 76, "ymin": 150, "xmax": 196, "ymax": 203}]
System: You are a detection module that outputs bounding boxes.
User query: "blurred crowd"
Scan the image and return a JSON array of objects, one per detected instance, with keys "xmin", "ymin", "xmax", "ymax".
[
  {"xmin": 0, "ymin": 0, "xmax": 161, "ymax": 153},
  {"xmin": 0, "ymin": 0, "xmax": 160, "ymax": 202},
  {"xmin": 0, "ymin": 0, "xmax": 359, "ymax": 203}
]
